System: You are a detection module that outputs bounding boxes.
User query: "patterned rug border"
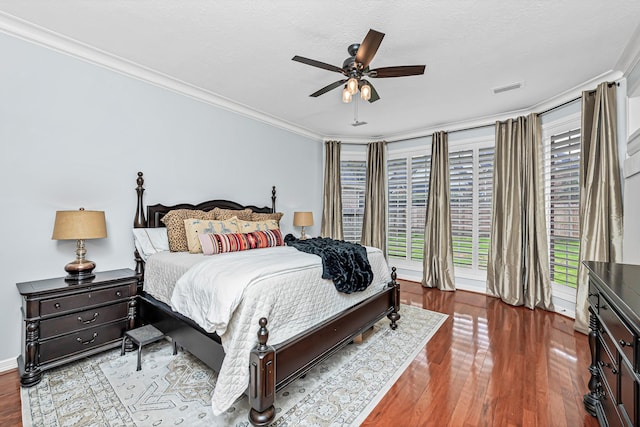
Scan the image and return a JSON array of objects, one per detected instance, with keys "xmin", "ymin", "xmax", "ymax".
[
  {"xmin": 351, "ymin": 306, "xmax": 447, "ymax": 426},
  {"xmin": 21, "ymin": 304, "xmax": 448, "ymax": 427}
]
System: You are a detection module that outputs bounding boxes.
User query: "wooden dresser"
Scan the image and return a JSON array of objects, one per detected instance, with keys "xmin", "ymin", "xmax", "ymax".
[
  {"xmin": 17, "ymin": 269, "xmax": 138, "ymax": 386},
  {"xmin": 584, "ymin": 261, "xmax": 640, "ymax": 427}
]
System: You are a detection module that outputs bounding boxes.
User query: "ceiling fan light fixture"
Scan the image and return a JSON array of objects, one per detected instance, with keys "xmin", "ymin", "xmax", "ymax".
[
  {"xmin": 360, "ymin": 82, "xmax": 371, "ymax": 101},
  {"xmin": 342, "ymin": 87, "xmax": 352, "ymax": 103},
  {"xmin": 346, "ymin": 77, "xmax": 359, "ymax": 95}
]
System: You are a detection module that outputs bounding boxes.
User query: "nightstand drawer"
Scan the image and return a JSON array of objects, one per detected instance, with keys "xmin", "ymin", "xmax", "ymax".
[
  {"xmin": 39, "ymin": 320, "xmax": 127, "ymax": 364},
  {"xmin": 599, "ymin": 294, "xmax": 636, "ymax": 367},
  {"xmin": 40, "ymin": 302, "xmax": 129, "ymax": 338},
  {"xmin": 40, "ymin": 284, "xmax": 134, "ymax": 316}
]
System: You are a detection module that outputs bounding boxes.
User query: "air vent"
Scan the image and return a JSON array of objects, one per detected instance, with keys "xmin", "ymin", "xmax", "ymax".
[{"xmin": 492, "ymin": 82, "xmax": 523, "ymax": 94}]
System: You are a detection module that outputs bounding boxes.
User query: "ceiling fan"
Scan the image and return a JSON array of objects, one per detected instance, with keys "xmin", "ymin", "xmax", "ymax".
[{"xmin": 292, "ymin": 29, "xmax": 426, "ymax": 103}]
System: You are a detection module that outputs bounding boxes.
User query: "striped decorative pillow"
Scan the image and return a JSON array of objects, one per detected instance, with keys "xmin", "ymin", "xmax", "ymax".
[{"xmin": 198, "ymin": 229, "xmax": 284, "ymax": 255}]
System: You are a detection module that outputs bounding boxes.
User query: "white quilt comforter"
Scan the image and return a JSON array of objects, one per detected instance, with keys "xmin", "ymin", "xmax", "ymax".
[{"xmin": 154, "ymin": 245, "xmax": 390, "ymax": 415}]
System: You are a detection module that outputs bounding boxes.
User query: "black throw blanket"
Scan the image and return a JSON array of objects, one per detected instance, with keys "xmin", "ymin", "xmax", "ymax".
[{"xmin": 284, "ymin": 234, "xmax": 373, "ymax": 293}]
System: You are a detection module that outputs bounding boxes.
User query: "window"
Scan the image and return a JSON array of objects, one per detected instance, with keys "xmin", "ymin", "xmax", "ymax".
[
  {"xmin": 449, "ymin": 149, "xmax": 474, "ymax": 267},
  {"xmin": 448, "ymin": 145, "xmax": 494, "ymax": 272},
  {"xmin": 477, "ymin": 147, "xmax": 494, "ymax": 269},
  {"xmin": 544, "ymin": 128, "xmax": 581, "ymax": 288},
  {"xmin": 387, "ymin": 154, "xmax": 431, "ymax": 261},
  {"xmin": 340, "ymin": 159, "xmax": 366, "ymax": 243}
]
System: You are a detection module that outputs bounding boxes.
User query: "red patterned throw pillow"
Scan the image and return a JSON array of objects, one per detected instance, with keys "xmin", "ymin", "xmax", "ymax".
[{"xmin": 198, "ymin": 229, "xmax": 284, "ymax": 255}]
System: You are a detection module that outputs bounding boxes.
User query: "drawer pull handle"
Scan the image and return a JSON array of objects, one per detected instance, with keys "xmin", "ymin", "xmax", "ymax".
[
  {"xmin": 76, "ymin": 333, "xmax": 98, "ymax": 345},
  {"xmin": 599, "ymin": 361, "xmax": 618, "ymax": 374},
  {"xmin": 54, "ymin": 303, "xmax": 61, "ymax": 309},
  {"xmin": 619, "ymin": 339, "xmax": 632, "ymax": 348},
  {"xmin": 116, "ymin": 291, "xmax": 122, "ymax": 297},
  {"xmin": 78, "ymin": 313, "xmax": 99, "ymax": 324}
]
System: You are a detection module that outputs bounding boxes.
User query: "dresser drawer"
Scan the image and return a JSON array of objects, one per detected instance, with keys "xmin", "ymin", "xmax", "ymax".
[
  {"xmin": 599, "ymin": 342, "xmax": 620, "ymax": 405},
  {"xmin": 40, "ymin": 302, "xmax": 129, "ymax": 338},
  {"xmin": 39, "ymin": 320, "xmax": 127, "ymax": 364},
  {"xmin": 599, "ymin": 295, "xmax": 636, "ymax": 367},
  {"xmin": 40, "ymin": 284, "xmax": 134, "ymax": 316},
  {"xmin": 620, "ymin": 361, "xmax": 637, "ymax": 426}
]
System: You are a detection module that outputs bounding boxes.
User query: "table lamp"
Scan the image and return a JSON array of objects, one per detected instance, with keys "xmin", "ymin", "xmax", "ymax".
[
  {"xmin": 52, "ymin": 208, "xmax": 107, "ymax": 281},
  {"xmin": 293, "ymin": 211, "xmax": 313, "ymax": 240}
]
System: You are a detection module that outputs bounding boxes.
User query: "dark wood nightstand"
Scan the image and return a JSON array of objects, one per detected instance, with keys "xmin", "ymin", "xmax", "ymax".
[{"xmin": 17, "ymin": 268, "xmax": 139, "ymax": 387}]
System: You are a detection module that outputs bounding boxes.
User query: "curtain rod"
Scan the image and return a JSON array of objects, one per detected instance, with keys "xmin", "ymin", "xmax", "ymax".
[{"xmin": 538, "ymin": 81, "xmax": 618, "ymax": 116}]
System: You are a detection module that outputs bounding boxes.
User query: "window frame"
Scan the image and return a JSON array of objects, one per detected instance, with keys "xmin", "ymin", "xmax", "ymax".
[
  {"xmin": 340, "ymin": 150, "xmax": 367, "ymax": 244},
  {"xmin": 541, "ymin": 111, "xmax": 582, "ymax": 303},
  {"xmin": 447, "ymin": 135, "xmax": 495, "ymax": 280},
  {"xmin": 386, "ymin": 146, "xmax": 432, "ymax": 269}
]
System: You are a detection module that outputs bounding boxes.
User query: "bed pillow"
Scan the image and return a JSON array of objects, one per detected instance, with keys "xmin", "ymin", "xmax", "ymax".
[
  {"xmin": 212, "ymin": 207, "xmax": 253, "ymax": 221},
  {"xmin": 161, "ymin": 209, "xmax": 216, "ymax": 252},
  {"xmin": 199, "ymin": 229, "xmax": 284, "ymax": 255},
  {"xmin": 237, "ymin": 218, "xmax": 280, "ymax": 233},
  {"xmin": 250, "ymin": 212, "xmax": 284, "ymax": 224},
  {"xmin": 184, "ymin": 217, "xmax": 241, "ymax": 253},
  {"xmin": 132, "ymin": 228, "xmax": 169, "ymax": 261}
]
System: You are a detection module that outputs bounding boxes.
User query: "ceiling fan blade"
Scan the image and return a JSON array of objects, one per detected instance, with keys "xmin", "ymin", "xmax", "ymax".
[
  {"xmin": 355, "ymin": 29, "xmax": 385, "ymax": 69},
  {"xmin": 364, "ymin": 80, "xmax": 380, "ymax": 103},
  {"xmin": 310, "ymin": 79, "xmax": 348, "ymax": 97},
  {"xmin": 369, "ymin": 65, "xmax": 426, "ymax": 78},
  {"xmin": 292, "ymin": 55, "xmax": 345, "ymax": 74}
]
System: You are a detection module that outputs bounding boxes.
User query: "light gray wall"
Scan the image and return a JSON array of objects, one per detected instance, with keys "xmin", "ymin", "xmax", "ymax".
[{"xmin": 0, "ymin": 33, "xmax": 323, "ymax": 364}]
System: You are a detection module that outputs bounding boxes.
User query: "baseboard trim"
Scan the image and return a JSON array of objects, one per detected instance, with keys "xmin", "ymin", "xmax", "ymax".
[
  {"xmin": 396, "ymin": 270, "xmax": 576, "ymax": 319},
  {"xmin": 0, "ymin": 356, "xmax": 18, "ymax": 373}
]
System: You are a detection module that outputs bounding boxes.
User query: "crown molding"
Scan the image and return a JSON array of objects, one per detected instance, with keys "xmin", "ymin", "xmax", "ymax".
[
  {"xmin": 0, "ymin": 12, "xmax": 322, "ymax": 142},
  {"xmin": 616, "ymin": 23, "xmax": 640, "ymax": 72},
  {"xmin": 1, "ymin": 11, "xmax": 632, "ymax": 145}
]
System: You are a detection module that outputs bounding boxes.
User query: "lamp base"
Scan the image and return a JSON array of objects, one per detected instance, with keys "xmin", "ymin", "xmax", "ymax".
[{"xmin": 64, "ymin": 259, "xmax": 96, "ymax": 282}]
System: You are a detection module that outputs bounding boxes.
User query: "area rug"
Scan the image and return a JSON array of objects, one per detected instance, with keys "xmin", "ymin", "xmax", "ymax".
[{"xmin": 22, "ymin": 304, "xmax": 447, "ymax": 427}]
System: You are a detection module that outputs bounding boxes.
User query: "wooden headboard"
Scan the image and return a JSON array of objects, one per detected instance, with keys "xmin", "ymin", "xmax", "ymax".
[{"xmin": 133, "ymin": 171, "xmax": 277, "ymax": 274}]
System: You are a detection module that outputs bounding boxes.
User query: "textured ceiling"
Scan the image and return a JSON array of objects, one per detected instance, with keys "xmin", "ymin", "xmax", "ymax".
[{"xmin": 1, "ymin": 1, "xmax": 639, "ymax": 141}]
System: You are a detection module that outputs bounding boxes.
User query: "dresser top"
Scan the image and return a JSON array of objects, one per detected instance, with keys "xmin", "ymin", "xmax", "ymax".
[
  {"xmin": 16, "ymin": 268, "xmax": 138, "ymax": 296},
  {"xmin": 583, "ymin": 261, "xmax": 640, "ymax": 327}
]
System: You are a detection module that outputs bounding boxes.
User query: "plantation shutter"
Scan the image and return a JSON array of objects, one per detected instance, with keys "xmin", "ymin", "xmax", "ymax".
[
  {"xmin": 477, "ymin": 147, "xmax": 494, "ymax": 269},
  {"xmin": 449, "ymin": 149, "xmax": 474, "ymax": 268},
  {"xmin": 410, "ymin": 155, "xmax": 430, "ymax": 261},
  {"xmin": 545, "ymin": 128, "xmax": 581, "ymax": 287},
  {"xmin": 340, "ymin": 160, "xmax": 367, "ymax": 243},
  {"xmin": 387, "ymin": 158, "xmax": 408, "ymax": 259}
]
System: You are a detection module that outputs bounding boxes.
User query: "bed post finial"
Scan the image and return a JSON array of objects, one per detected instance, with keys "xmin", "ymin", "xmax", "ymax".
[
  {"xmin": 134, "ymin": 172, "xmax": 146, "ymax": 277},
  {"xmin": 249, "ymin": 317, "xmax": 276, "ymax": 426},
  {"xmin": 134, "ymin": 172, "xmax": 146, "ymax": 228},
  {"xmin": 387, "ymin": 266, "xmax": 401, "ymax": 330},
  {"xmin": 271, "ymin": 186, "xmax": 276, "ymax": 213}
]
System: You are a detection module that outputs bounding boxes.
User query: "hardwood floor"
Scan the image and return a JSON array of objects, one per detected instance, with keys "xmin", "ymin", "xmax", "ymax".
[
  {"xmin": 362, "ymin": 280, "xmax": 599, "ymax": 427},
  {"xmin": 0, "ymin": 369, "xmax": 21, "ymax": 427},
  {"xmin": 0, "ymin": 281, "xmax": 598, "ymax": 426}
]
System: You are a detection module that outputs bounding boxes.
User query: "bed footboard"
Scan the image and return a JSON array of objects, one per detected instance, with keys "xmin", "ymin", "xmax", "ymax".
[{"xmin": 247, "ymin": 268, "xmax": 400, "ymax": 426}]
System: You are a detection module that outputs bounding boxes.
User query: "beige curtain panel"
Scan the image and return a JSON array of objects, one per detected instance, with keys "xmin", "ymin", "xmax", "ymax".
[
  {"xmin": 574, "ymin": 82, "xmax": 624, "ymax": 333},
  {"xmin": 422, "ymin": 131, "xmax": 455, "ymax": 291},
  {"xmin": 487, "ymin": 113, "xmax": 553, "ymax": 310},
  {"xmin": 320, "ymin": 140, "xmax": 344, "ymax": 240},
  {"xmin": 361, "ymin": 141, "xmax": 387, "ymax": 252}
]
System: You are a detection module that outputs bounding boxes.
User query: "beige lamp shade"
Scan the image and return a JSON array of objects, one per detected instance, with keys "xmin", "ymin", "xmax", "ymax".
[
  {"xmin": 52, "ymin": 208, "xmax": 107, "ymax": 240},
  {"xmin": 293, "ymin": 211, "xmax": 314, "ymax": 227}
]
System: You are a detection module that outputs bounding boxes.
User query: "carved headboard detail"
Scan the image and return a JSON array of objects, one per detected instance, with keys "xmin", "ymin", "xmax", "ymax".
[{"xmin": 133, "ymin": 171, "xmax": 277, "ymax": 275}]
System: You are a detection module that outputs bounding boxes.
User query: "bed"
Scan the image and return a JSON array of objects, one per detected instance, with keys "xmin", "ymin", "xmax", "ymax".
[{"xmin": 132, "ymin": 171, "xmax": 401, "ymax": 426}]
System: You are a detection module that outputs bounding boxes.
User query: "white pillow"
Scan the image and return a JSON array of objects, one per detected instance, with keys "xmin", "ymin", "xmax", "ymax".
[{"xmin": 133, "ymin": 228, "xmax": 169, "ymax": 261}]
